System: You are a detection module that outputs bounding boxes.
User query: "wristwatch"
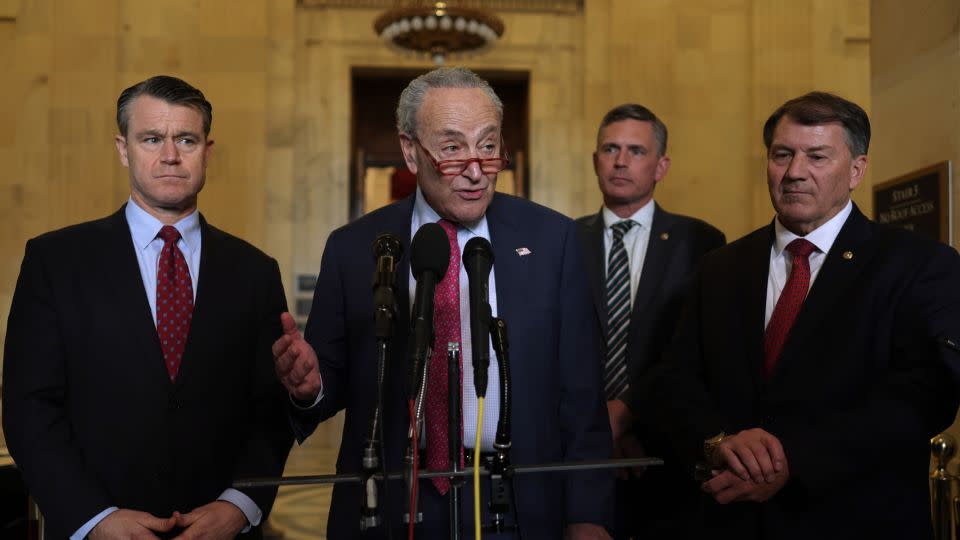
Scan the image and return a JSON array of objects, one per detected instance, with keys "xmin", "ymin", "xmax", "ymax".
[{"xmin": 703, "ymin": 431, "xmax": 727, "ymax": 467}]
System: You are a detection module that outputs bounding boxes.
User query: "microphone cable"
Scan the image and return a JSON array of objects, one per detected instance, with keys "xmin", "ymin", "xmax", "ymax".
[{"xmin": 473, "ymin": 397, "xmax": 485, "ymax": 540}]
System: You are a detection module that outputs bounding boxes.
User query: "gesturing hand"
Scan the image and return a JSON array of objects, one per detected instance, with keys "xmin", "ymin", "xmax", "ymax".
[{"xmin": 272, "ymin": 312, "xmax": 322, "ymax": 402}]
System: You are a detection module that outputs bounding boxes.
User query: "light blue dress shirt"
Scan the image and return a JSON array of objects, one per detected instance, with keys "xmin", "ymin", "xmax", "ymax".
[{"xmin": 70, "ymin": 199, "xmax": 259, "ymax": 539}]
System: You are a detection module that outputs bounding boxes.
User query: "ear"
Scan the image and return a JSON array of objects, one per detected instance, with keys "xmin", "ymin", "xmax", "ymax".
[
  {"xmin": 654, "ymin": 155, "xmax": 671, "ymax": 183},
  {"xmin": 114, "ymin": 135, "xmax": 130, "ymax": 167},
  {"xmin": 848, "ymin": 154, "xmax": 867, "ymax": 191},
  {"xmin": 203, "ymin": 139, "xmax": 214, "ymax": 162},
  {"xmin": 399, "ymin": 133, "xmax": 419, "ymax": 175}
]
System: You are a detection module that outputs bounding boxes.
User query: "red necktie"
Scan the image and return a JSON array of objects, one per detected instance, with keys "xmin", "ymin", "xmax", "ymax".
[
  {"xmin": 156, "ymin": 225, "xmax": 194, "ymax": 382},
  {"xmin": 425, "ymin": 219, "xmax": 464, "ymax": 494},
  {"xmin": 763, "ymin": 238, "xmax": 816, "ymax": 379}
]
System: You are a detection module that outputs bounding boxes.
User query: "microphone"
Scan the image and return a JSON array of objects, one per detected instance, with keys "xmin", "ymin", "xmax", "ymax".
[
  {"xmin": 407, "ymin": 222, "xmax": 450, "ymax": 399},
  {"xmin": 463, "ymin": 236, "xmax": 494, "ymax": 398},
  {"xmin": 372, "ymin": 233, "xmax": 402, "ymax": 340}
]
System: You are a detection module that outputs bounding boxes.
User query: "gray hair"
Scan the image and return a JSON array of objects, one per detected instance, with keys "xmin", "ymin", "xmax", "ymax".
[
  {"xmin": 396, "ymin": 67, "xmax": 504, "ymax": 137},
  {"xmin": 597, "ymin": 103, "xmax": 668, "ymax": 157}
]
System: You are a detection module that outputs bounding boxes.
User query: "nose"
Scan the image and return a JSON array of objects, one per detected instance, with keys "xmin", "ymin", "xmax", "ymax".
[
  {"xmin": 160, "ymin": 139, "xmax": 181, "ymax": 164},
  {"xmin": 462, "ymin": 159, "xmax": 484, "ymax": 182},
  {"xmin": 614, "ymin": 149, "xmax": 628, "ymax": 168},
  {"xmin": 784, "ymin": 154, "xmax": 807, "ymax": 180}
]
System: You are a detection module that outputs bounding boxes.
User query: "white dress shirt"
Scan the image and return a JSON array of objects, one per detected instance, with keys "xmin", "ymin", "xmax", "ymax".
[
  {"xmin": 764, "ymin": 200, "xmax": 853, "ymax": 327},
  {"xmin": 602, "ymin": 200, "xmax": 655, "ymax": 310}
]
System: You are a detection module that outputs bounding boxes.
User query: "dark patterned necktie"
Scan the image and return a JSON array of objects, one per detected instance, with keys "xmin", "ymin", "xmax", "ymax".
[
  {"xmin": 425, "ymin": 219, "xmax": 463, "ymax": 494},
  {"xmin": 605, "ymin": 220, "xmax": 636, "ymax": 400},
  {"xmin": 763, "ymin": 238, "xmax": 816, "ymax": 379},
  {"xmin": 156, "ymin": 225, "xmax": 194, "ymax": 382}
]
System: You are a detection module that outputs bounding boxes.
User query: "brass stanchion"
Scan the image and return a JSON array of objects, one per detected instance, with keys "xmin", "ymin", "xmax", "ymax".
[{"xmin": 931, "ymin": 434, "xmax": 957, "ymax": 540}]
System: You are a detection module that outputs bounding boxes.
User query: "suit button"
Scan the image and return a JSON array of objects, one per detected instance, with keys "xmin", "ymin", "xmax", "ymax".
[{"xmin": 168, "ymin": 397, "xmax": 180, "ymax": 411}]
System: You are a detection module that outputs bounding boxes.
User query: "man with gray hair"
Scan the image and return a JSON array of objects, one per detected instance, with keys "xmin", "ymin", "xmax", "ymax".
[
  {"xmin": 576, "ymin": 103, "xmax": 724, "ymax": 538},
  {"xmin": 274, "ymin": 67, "xmax": 614, "ymax": 538}
]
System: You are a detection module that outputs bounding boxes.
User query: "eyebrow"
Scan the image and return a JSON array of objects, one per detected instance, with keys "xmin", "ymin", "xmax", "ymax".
[
  {"xmin": 135, "ymin": 129, "xmax": 202, "ymax": 139},
  {"xmin": 435, "ymin": 125, "xmax": 499, "ymax": 141}
]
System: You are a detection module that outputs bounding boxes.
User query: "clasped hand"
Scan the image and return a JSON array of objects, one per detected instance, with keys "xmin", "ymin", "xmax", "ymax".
[
  {"xmin": 90, "ymin": 501, "xmax": 246, "ymax": 540},
  {"xmin": 702, "ymin": 427, "xmax": 790, "ymax": 504}
]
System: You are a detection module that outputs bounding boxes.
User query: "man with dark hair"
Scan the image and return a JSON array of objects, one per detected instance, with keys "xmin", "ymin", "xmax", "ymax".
[
  {"xmin": 273, "ymin": 66, "xmax": 614, "ymax": 539},
  {"xmin": 576, "ymin": 103, "xmax": 725, "ymax": 538},
  {"xmin": 3, "ymin": 75, "xmax": 293, "ymax": 539},
  {"xmin": 647, "ymin": 91, "xmax": 960, "ymax": 538}
]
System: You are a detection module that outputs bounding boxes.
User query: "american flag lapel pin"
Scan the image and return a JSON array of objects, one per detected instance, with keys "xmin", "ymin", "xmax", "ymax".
[{"xmin": 515, "ymin": 247, "xmax": 532, "ymax": 256}]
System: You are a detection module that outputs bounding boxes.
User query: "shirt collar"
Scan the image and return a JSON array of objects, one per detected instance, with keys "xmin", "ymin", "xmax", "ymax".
[
  {"xmin": 773, "ymin": 199, "xmax": 852, "ymax": 257},
  {"xmin": 411, "ymin": 186, "xmax": 488, "ymax": 238},
  {"xmin": 602, "ymin": 199, "xmax": 655, "ymax": 231},
  {"xmin": 125, "ymin": 197, "xmax": 201, "ymax": 253}
]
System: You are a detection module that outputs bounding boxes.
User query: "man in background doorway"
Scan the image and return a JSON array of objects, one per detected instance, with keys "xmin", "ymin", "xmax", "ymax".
[{"xmin": 576, "ymin": 103, "xmax": 725, "ymax": 538}]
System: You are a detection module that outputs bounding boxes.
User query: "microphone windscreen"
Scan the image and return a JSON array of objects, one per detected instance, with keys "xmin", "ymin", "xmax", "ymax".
[
  {"xmin": 463, "ymin": 236, "xmax": 494, "ymax": 268},
  {"xmin": 410, "ymin": 222, "xmax": 450, "ymax": 280},
  {"xmin": 372, "ymin": 232, "xmax": 402, "ymax": 259}
]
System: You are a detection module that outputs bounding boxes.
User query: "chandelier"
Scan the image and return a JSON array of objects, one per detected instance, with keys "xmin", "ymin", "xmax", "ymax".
[{"xmin": 374, "ymin": 2, "xmax": 505, "ymax": 65}]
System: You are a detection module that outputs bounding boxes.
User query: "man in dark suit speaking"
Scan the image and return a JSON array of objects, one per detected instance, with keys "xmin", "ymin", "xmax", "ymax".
[
  {"xmin": 576, "ymin": 104, "xmax": 725, "ymax": 538},
  {"xmin": 273, "ymin": 67, "xmax": 614, "ymax": 539},
  {"xmin": 3, "ymin": 75, "xmax": 293, "ymax": 540},
  {"xmin": 648, "ymin": 92, "xmax": 960, "ymax": 539}
]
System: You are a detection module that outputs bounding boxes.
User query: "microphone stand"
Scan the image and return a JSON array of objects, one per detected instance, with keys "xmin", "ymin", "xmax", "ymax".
[
  {"xmin": 447, "ymin": 342, "xmax": 463, "ymax": 540},
  {"xmin": 485, "ymin": 317, "xmax": 514, "ymax": 534},
  {"xmin": 362, "ymin": 292, "xmax": 395, "ymax": 530},
  {"xmin": 404, "ymin": 347, "xmax": 430, "ymax": 526}
]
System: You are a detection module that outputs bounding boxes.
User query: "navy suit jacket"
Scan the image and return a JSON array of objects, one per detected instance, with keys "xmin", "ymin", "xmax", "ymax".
[
  {"xmin": 296, "ymin": 193, "xmax": 614, "ymax": 538},
  {"xmin": 576, "ymin": 203, "xmax": 724, "ymax": 535},
  {"xmin": 648, "ymin": 205, "xmax": 960, "ymax": 539},
  {"xmin": 3, "ymin": 206, "xmax": 293, "ymax": 540}
]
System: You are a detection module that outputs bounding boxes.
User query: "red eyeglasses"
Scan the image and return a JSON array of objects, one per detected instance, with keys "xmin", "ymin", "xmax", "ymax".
[{"xmin": 414, "ymin": 138, "xmax": 510, "ymax": 176}]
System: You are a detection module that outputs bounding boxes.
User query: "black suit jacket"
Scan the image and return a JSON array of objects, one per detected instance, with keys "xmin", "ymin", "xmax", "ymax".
[
  {"xmin": 576, "ymin": 203, "xmax": 724, "ymax": 535},
  {"xmin": 295, "ymin": 193, "xmax": 614, "ymax": 538},
  {"xmin": 3, "ymin": 206, "xmax": 293, "ymax": 539},
  {"xmin": 648, "ymin": 205, "xmax": 960, "ymax": 539}
]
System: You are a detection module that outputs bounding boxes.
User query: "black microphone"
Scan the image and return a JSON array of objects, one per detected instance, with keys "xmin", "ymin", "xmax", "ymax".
[
  {"xmin": 407, "ymin": 222, "xmax": 450, "ymax": 399},
  {"xmin": 463, "ymin": 236, "xmax": 495, "ymax": 398},
  {"xmin": 372, "ymin": 233, "xmax": 402, "ymax": 340}
]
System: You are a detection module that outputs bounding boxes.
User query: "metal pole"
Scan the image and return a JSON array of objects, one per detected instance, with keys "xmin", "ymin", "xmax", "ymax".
[
  {"xmin": 448, "ymin": 342, "xmax": 462, "ymax": 540},
  {"xmin": 931, "ymin": 434, "xmax": 957, "ymax": 540}
]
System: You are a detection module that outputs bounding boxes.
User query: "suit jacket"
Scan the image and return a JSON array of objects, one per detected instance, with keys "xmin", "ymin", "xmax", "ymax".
[
  {"xmin": 3, "ymin": 206, "xmax": 294, "ymax": 540},
  {"xmin": 295, "ymin": 193, "xmax": 614, "ymax": 538},
  {"xmin": 576, "ymin": 203, "xmax": 725, "ymax": 535},
  {"xmin": 648, "ymin": 204, "xmax": 960, "ymax": 539}
]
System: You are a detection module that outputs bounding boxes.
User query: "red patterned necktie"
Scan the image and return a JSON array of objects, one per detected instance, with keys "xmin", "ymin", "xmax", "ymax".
[
  {"xmin": 763, "ymin": 238, "xmax": 816, "ymax": 379},
  {"xmin": 425, "ymin": 219, "xmax": 464, "ymax": 494},
  {"xmin": 156, "ymin": 225, "xmax": 194, "ymax": 382}
]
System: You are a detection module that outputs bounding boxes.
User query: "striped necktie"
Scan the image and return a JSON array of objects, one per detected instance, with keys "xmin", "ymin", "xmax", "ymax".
[{"xmin": 604, "ymin": 220, "xmax": 636, "ymax": 399}]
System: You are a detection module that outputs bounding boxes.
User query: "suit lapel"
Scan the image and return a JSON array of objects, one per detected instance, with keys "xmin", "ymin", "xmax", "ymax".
[
  {"xmin": 174, "ymin": 214, "xmax": 215, "ymax": 386},
  {"xmin": 632, "ymin": 204, "xmax": 673, "ymax": 325},
  {"xmin": 580, "ymin": 211, "xmax": 608, "ymax": 335},
  {"xmin": 771, "ymin": 206, "xmax": 874, "ymax": 381},
  {"xmin": 742, "ymin": 225, "xmax": 775, "ymax": 391},
  {"xmin": 485, "ymin": 194, "xmax": 526, "ymax": 342},
  {"xmin": 102, "ymin": 207, "xmax": 168, "ymax": 381}
]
